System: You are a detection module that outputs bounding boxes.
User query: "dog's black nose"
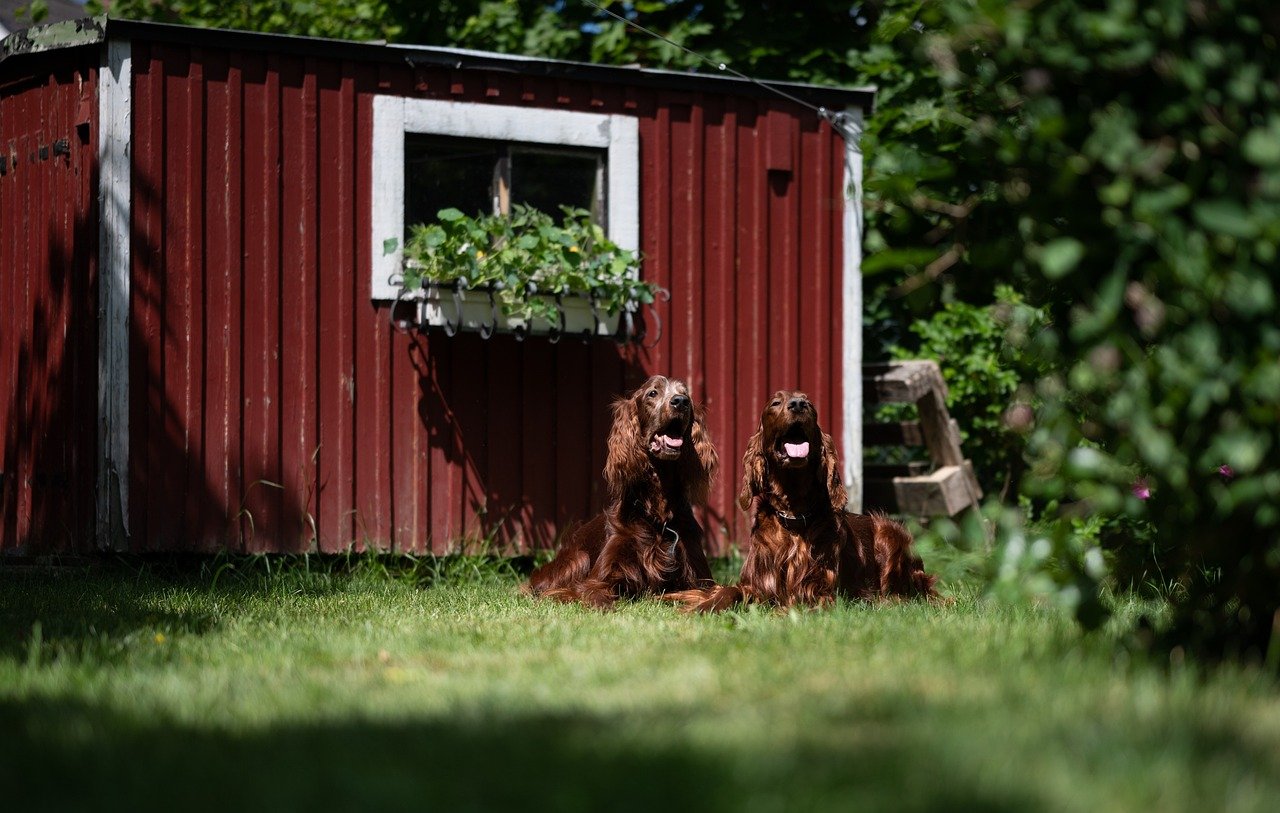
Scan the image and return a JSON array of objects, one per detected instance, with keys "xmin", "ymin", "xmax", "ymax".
[
  {"xmin": 787, "ymin": 397, "xmax": 809, "ymax": 413},
  {"xmin": 670, "ymin": 395, "xmax": 690, "ymax": 409}
]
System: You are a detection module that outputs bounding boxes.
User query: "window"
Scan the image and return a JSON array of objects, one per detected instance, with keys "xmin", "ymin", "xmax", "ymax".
[
  {"xmin": 370, "ymin": 97, "xmax": 639, "ymax": 300},
  {"xmin": 404, "ymin": 135, "xmax": 604, "ymax": 225}
]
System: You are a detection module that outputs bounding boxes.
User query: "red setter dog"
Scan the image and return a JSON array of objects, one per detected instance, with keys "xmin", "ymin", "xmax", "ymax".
[
  {"xmin": 670, "ymin": 390, "xmax": 936, "ymax": 611},
  {"xmin": 525, "ymin": 375, "xmax": 718, "ymax": 608}
]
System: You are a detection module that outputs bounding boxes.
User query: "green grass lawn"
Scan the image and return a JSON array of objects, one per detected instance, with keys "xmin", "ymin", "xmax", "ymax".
[{"xmin": 2, "ymin": 557, "xmax": 1278, "ymax": 812}]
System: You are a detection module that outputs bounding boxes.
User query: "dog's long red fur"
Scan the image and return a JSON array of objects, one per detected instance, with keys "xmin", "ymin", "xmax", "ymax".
[
  {"xmin": 670, "ymin": 390, "xmax": 936, "ymax": 611},
  {"xmin": 524, "ymin": 376, "xmax": 718, "ymax": 608}
]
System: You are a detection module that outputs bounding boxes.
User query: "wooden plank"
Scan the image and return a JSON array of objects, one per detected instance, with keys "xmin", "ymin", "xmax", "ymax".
[
  {"xmin": 766, "ymin": 106, "xmax": 796, "ymax": 393},
  {"xmin": 352, "ymin": 63, "xmax": 391, "ymax": 550},
  {"xmin": 553, "ymin": 340, "xmax": 591, "ymax": 536},
  {"xmin": 182, "ymin": 49, "xmax": 208, "ymax": 550},
  {"xmin": 240, "ymin": 51, "xmax": 283, "ymax": 552},
  {"xmin": 669, "ymin": 96, "xmax": 699, "ymax": 383},
  {"xmin": 20, "ymin": 80, "xmax": 42, "ymax": 548},
  {"xmin": 154, "ymin": 43, "xmax": 194, "ymax": 550},
  {"xmin": 486, "ymin": 336, "xmax": 524, "ymax": 549},
  {"xmin": 701, "ymin": 92, "xmax": 736, "ymax": 552},
  {"xmin": 390, "ymin": 331, "xmax": 422, "ymax": 553},
  {"xmin": 203, "ymin": 47, "xmax": 240, "ymax": 551},
  {"xmin": 732, "ymin": 97, "xmax": 765, "ymax": 542},
  {"xmin": 129, "ymin": 42, "xmax": 160, "ymax": 549},
  {"xmin": 0, "ymin": 80, "xmax": 14, "ymax": 550},
  {"xmin": 640, "ymin": 100, "xmax": 670, "ymax": 374},
  {"xmin": 865, "ymin": 465, "xmax": 975, "ymax": 517},
  {"xmin": 863, "ymin": 360, "xmax": 944, "ymax": 405},
  {"xmin": 315, "ymin": 57, "xmax": 357, "ymax": 552},
  {"xmin": 588, "ymin": 340, "xmax": 621, "ymax": 521},
  {"xmin": 451, "ymin": 332, "xmax": 488, "ymax": 544},
  {"xmin": 71, "ymin": 63, "xmax": 100, "ymax": 549},
  {"xmin": 799, "ymin": 110, "xmax": 831, "ymax": 431},
  {"xmin": 520, "ymin": 340, "xmax": 556, "ymax": 549},
  {"xmin": 425, "ymin": 336, "xmax": 457, "ymax": 553},
  {"xmin": 279, "ymin": 55, "xmax": 318, "ymax": 552}
]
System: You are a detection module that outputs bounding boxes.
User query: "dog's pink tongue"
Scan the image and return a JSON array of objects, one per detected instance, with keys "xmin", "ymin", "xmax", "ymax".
[
  {"xmin": 784, "ymin": 441, "xmax": 810, "ymax": 459},
  {"xmin": 660, "ymin": 435, "xmax": 684, "ymax": 448}
]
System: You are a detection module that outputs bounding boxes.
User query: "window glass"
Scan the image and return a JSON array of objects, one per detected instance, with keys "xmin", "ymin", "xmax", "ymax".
[
  {"xmin": 405, "ymin": 136, "xmax": 602, "ymax": 226},
  {"xmin": 404, "ymin": 135, "xmax": 498, "ymax": 226},
  {"xmin": 511, "ymin": 148, "xmax": 602, "ymax": 219}
]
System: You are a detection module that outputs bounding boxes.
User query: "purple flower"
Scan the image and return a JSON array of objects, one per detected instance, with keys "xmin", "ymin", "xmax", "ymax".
[
  {"xmin": 1219, "ymin": 464, "xmax": 1234, "ymax": 480},
  {"xmin": 1131, "ymin": 477, "xmax": 1151, "ymax": 500}
]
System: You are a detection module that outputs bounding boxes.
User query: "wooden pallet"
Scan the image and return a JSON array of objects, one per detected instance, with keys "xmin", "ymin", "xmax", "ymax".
[{"xmin": 862, "ymin": 360, "xmax": 983, "ymax": 517}]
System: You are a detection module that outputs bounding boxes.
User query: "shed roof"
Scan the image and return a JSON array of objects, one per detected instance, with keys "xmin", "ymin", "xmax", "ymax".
[{"xmin": 1, "ymin": 15, "xmax": 875, "ymax": 111}]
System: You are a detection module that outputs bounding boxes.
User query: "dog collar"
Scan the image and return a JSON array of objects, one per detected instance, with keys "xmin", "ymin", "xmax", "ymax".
[{"xmin": 773, "ymin": 509, "xmax": 809, "ymax": 530}]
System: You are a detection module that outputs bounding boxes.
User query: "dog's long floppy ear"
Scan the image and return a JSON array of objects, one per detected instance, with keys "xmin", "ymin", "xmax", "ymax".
[
  {"xmin": 820, "ymin": 432, "xmax": 849, "ymax": 511},
  {"xmin": 604, "ymin": 393, "xmax": 647, "ymax": 500},
  {"xmin": 738, "ymin": 427, "xmax": 767, "ymax": 513},
  {"xmin": 679, "ymin": 402, "xmax": 718, "ymax": 506}
]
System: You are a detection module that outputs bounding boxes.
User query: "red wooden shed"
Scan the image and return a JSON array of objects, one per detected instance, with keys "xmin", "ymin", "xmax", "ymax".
[{"xmin": 0, "ymin": 17, "xmax": 873, "ymax": 556}]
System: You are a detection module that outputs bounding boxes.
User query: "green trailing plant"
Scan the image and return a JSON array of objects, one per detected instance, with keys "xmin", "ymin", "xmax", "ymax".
[{"xmin": 401, "ymin": 205, "xmax": 657, "ymax": 324}]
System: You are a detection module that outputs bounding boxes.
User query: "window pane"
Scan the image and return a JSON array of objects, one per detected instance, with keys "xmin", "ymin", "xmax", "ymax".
[
  {"xmin": 511, "ymin": 149, "xmax": 601, "ymax": 220},
  {"xmin": 404, "ymin": 135, "xmax": 497, "ymax": 226}
]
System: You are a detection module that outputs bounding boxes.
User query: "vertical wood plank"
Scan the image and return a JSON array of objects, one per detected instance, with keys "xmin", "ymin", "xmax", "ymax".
[
  {"xmin": 520, "ymin": 341, "xmax": 556, "ymax": 548},
  {"xmin": 353, "ymin": 64, "xmax": 391, "ymax": 549},
  {"xmin": 733, "ymin": 98, "xmax": 766, "ymax": 545},
  {"xmin": 700, "ymin": 94, "xmax": 737, "ymax": 552},
  {"xmin": 485, "ymin": 336, "xmax": 523, "ymax": 548},
  {"xmin": 451, "ymin": 333, "xmax": 488, "ymax": 545},
  {"xmin": 279, "ymin": 55, "xmax": 318, "ymax": 553},
  {"xmin": 425, "ymin": 336, "xmax": 456, "ymax": 553},
  {"xmin": 316, "ymin": 57, "xmax": 357, "ymax": 552},
  {"xmin": 240, "ymin": 52, "xmax": 283, "ymax": 552},
  {"xmin": 129, "ymin": 43, "xmax": 158, "ymax": 548},
  {"xmin": 205, "ymin": 48, "xmax": 245, "ymax": 550},
  {"xmin": 554, "ymin": 341, "xmax": 591, "ymax": 534}
]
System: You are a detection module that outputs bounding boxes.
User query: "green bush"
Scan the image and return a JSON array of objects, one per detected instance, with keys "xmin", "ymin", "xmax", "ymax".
[
  {"xmin": 890, "ymin": 285, "xmax": 1048, "ymax": 500},
  {"xmin": 938, "ymin": 0, "xmax": 1280, "ymax": 665}
]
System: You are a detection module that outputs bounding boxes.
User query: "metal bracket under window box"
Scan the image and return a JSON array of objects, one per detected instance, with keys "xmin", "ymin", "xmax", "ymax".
[{"xmin": 393, "ymin": 280, "xmax": 661, "ymax": 346}]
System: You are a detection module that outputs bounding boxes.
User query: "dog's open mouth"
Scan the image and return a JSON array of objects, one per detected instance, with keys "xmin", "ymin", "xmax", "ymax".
[
  {"xmin": 649, "ymin": 420, "xmax": 687, "ymax": 460},
  {"xmin": 777, "ymin": 423, "xmax": 811, "ymax": 464}
]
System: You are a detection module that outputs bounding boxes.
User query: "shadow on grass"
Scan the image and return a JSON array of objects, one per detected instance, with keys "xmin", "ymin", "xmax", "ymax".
[
  {"xmin": 0, "ymin": 566, "xmax": 225, "ymax": 663},
  {"xmin": 0, "ymin": 693, "xmax": 1039, "ymax": 813},
  {"xmin": 0, "ymin": 554, "xmax": 539, "ymax": 662}
]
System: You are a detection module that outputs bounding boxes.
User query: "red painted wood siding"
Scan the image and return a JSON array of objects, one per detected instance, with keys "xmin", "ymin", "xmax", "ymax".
[
  {"xmin": 122, "ymin": 42, "xmax": 848, "ymax": 555},
  {"xmin": 0, "ymin": 51, "xmax": 99, "ymax": 554}
]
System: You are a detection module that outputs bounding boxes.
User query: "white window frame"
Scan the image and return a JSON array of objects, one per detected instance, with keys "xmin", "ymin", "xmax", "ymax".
[{"xmin": 370, "ymin": 97, "xmax": 640, "ymax": 301}]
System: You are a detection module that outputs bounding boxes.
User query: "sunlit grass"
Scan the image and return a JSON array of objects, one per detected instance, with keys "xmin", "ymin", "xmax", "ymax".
[{"xmin": 2, "ymin": 557, "xmax": 1278, "ymax": 812}]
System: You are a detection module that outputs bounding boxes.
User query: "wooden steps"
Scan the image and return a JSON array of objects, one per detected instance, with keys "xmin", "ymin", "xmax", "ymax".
[{"xmin": 863, "ymin": 360, "xmax": 983, "ymax": 517}]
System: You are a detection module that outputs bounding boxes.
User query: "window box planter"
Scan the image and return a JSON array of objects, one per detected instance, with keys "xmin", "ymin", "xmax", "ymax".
[
  {"xmin": 397, "ymin": 280, "xmax": 631, "ymax": 340},
  {"xmin": 394, "ymin": 205, "xmax": 656, "ymax": 342}
]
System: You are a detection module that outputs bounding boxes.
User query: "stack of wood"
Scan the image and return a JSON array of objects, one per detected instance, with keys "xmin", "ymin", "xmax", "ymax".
[{"xmin": 862, "ymin": 360, "xmax": 983, "ymax": 517}]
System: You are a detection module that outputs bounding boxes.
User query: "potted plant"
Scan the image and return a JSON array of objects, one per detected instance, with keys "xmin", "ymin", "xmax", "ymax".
[{"xmin": 398, "ymin": 205, "xmax": 658, "ymax": 339}]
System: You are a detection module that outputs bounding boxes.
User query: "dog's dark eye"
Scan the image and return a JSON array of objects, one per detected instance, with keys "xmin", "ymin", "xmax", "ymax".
[
  {"xmin": 647, "ymin": 389, "xmax": 658, "ymax": 398},
  {"xmin": 771, "ymin": 399, "xmax": 781, "ymax": 407}
]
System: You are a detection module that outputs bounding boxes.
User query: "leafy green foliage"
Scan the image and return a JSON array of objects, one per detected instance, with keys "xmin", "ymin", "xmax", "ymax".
[
  {"xmin": 92, "ymin": 0, "xmax": 409, "ymax": 41},
  {"xmin": 402, "ymin": 204, "xmax": 655, "ymax": 322},
  {"xmin": 890, "ymin": 285, "xmax": 1048, "ymax": 499},
  {"xmin": 14, "ymin": 0, "xmax": 49, "ymax": 26},
  {"xmin": 933, "ymin": 0, "xmax": 1280, "ymax": 665}
]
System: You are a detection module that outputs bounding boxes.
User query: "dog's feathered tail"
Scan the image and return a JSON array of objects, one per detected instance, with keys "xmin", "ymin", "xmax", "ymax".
[{"xmin": 663, "ymin": 585, "xmax": 746, "ymax": 613}]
